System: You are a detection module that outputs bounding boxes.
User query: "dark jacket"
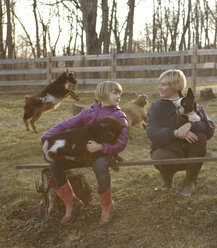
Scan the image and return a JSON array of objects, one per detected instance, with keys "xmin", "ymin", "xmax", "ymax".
[
  {"xmin": 41, "ymin": 101, "xmax": 128, "ymax": 154},
  {"xmin": 146, "ymin": 99, "xmax": 215, "ymax": 152}
]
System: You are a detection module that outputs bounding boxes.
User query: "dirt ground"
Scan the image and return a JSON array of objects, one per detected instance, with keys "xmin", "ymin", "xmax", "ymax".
[{"xmin": 1, "ymin": 84, "xmax": 217, "ymax": 248}]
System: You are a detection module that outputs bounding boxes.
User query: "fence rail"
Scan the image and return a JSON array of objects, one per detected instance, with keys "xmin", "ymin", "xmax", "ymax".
[{"xmin": 0, "ymin": 45, "xmax": 216, "ymax": 89}]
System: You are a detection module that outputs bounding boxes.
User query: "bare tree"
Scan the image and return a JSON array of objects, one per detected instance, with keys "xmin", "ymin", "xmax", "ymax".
[
  {"xmin": 37, "ymin": 8, "xmax": 52, "ymax": 57},
  {"xmin": 78, "ymin": 0, "xmax": 99, "ymax": 54},
  {"xmin": 33, "ymin": 0, "xmax": 41, "ymax": 57},
  {"xmin": 113, "ymin": 0, "xmax": 122, "ymax": 53},
  {"xmin": 98, "ymin": 0, "xmax": 109, "ymax": 53},
  {"xmin": 152, "ymin": 0, "xmax": 157, "ymax": 52},
  {"xmin": 164, "ymin": 0, "xmax": 181, "ymax": 51},
  {"xmin": 5, "ymin": 0, "xmax": 13, "ymax": 58},
  {"xmin": 47, "ymin": 5, "xmax": 62, "ymax": 56},
  {"xmin": 13, "ymin": 11, "xmax": 36, "ymax": 57},
  {"xmin": 122, "ymin": 0, "xmax": 135, "ymax": 53},
  {"xmin": 0, "ymin": 0, "xmax": 5, "ymax": 59},
  {"xmin": 179, "ymin": 0, "xmax": 191, "ymax": 50}
]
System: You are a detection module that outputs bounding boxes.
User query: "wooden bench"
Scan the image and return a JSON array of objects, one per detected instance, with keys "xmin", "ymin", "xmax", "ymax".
[
  {"xmin": 17, "ymin": 156, "xmax": 217, "ymax": 218},
  {"xmin": 16, "ymin": 156, "xmax": 217, "ymax": 170}
]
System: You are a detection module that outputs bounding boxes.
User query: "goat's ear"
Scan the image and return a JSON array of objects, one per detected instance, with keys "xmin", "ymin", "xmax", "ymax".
[
  {"xmin": 187, "ymin": 88, "xmax": 195, "ymax": 101},
  {"xmin": 178, "ymin": 90, "xmax": 184, "ymax": 98}
]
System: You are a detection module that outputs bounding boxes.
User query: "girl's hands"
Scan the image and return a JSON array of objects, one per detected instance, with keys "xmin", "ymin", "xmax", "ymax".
[
  {"xmin": 42, "ymin": 140, "xmax": 48, "ymax": 153},
  {"xmin": 86, "ymin": 140, "xmax": 103, "ymax": 153}
]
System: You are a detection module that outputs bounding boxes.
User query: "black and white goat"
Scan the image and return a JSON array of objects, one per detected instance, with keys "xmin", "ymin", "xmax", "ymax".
[
  {"xmin": 165, "ymin": 87, "xmax": 213, "ymax": 156},
  {"xmin": 23, "ymin": 71, "xmax": 79, "ymax": 133},
  {"xmin": 44, "ymin": 116, "xmax": 125, "ymax": 171}
]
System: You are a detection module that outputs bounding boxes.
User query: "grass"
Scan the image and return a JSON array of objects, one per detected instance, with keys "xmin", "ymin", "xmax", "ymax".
[{"xmin": 1, "ymin": 83, "xmax": 217, "ymax": 248}]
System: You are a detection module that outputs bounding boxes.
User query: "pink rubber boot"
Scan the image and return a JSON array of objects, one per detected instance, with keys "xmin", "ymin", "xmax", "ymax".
[{"xmin": 55, "ymin": 181, "xmax": 84, "ymax": 226}]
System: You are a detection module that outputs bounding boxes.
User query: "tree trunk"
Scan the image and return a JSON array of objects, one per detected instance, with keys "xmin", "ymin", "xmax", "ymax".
[
  {"xmin": 0, "ymin": 0, "xmax": 5, "ymax": 59},
  {"xmin": 113, "ymin": 1, "xmax": 121, "ymax": 53},
  {"xmin": 127, "ymin": 0, "xmax": 135, "ymax": 53},
  {"xmin": 36, "ymin": 169, "xmax": 92, "ymax": 218},
  {"xmin": 121, "ymin": 0, "xmax": 135, "ymax": 53},
  {"xmin": 33, "ymin": 0, "xmax": 40, "ymax": 57},
  {"xmin": 79, "ymin": 0, "xmax": 99, "ymax": 54},
  {"xmin": 5, "ymin": 0, "xmax": 13, "ymax": 58},
  {"xmin": 179, "ymin": 0, "xmax": 191, "ymax": 51},
  {"xmin": 99, "ymin": 0, "xmax": 109, "ymax": 54}
]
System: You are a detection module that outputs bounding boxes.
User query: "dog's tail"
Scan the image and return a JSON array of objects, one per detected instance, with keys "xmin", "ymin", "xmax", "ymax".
[{"xmin": 25, "ymin": 95, "xmax": 29, "ymax": 102}]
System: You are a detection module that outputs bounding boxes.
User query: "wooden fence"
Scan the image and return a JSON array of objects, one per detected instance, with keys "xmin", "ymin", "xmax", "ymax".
[{"xmin": 0, "ymin": 44, "xmax": 216, "ymax": 90}]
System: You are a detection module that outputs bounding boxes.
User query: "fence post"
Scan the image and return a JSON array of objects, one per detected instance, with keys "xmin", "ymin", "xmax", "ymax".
[
  {"xmin": 191, "ymin": 44, "xmax": 198, "ymax": 94},
  {"xmin": 46, "ymin": 52, "xmax": 52, "ymax": 84},
  {"xmin": 81, "ymin": 55, "xmax": 86, "ymax": 87},
  {"xmin": 111, "ymin": 48, "xmax": 117, "ymax": 79}
]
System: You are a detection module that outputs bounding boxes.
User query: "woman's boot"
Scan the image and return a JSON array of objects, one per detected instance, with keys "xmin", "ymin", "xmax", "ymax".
[
  {"xmin": 55, "ymin": 180, "xmax": 84, "ymax": 225},
  {"xmin": 98, "ymin": 187, "xmax": 113, "ymax": 226}
]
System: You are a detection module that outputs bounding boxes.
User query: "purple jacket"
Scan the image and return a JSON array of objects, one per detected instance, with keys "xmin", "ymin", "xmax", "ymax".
[{"xmin": 41, "ymin": 101, "xmax": 128, "ymax": 154}]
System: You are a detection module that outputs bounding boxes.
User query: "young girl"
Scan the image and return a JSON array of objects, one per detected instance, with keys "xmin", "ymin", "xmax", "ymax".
[{"xmin": 41, "ymin": 81, "xmax": 128, "ymax": 226}]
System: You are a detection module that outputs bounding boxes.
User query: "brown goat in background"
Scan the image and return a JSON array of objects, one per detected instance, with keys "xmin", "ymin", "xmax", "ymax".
[
  {"xmin": 121, "ymin": 94, "xmax": 148, "ymax": 139},
  {"xmin": 23, "ymin": 71, "xmax": 79, "ymax": 133}
]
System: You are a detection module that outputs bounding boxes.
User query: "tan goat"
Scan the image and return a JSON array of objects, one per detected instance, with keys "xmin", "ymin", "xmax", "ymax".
[{"xmin": 121, "ymin": 94, "xmax": 148, "ymax": 139}]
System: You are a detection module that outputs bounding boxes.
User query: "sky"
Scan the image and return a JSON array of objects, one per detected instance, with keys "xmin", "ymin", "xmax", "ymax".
[
  {"xmin": 14, "ymin": 0, "xmax": 217, "ymax": 54},
  {"xmin": 14, "ymin": 0, "xmax": 151, "ymax": 54}
]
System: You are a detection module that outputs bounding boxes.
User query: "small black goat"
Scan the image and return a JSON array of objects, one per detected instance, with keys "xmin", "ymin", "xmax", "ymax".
[
  {"xmin": 44, "ymin": 116, "xmax": 125, "ymax": 171},
  {"xmin": 23, "ymin": 70, "xmax": 79, "ymax": 133}
]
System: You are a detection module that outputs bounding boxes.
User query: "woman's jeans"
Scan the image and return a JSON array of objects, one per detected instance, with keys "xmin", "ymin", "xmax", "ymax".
[
  {"xmin": 49, "ymin": 156, "xmax": 110, "ymax": 194},
  {"xmin": 151, "ymin": 132, "xmax": 207, "ymax": 187}
]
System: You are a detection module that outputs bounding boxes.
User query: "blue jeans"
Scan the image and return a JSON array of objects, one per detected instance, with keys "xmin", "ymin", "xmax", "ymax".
[{"xmin": 49, "ymin": 156, "xmax": 110, "ymax": 194}]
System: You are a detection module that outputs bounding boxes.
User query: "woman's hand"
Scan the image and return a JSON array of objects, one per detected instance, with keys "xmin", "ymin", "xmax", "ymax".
[
  {"xmin": 183, "ymin": 131, "xmax": 198, "ymax": 143},
  {"xmin": 174, "ymin": 127, "xmax": 198, "ymax": 143},
  {"xmin": 86, "ymin": 140, "xmax": 103, "ymax": 153},
  {"xmin": 176, "ymin": 122, "xmax": 192, "ymax": 137},
  {"xmin": 42, "ymin": 140, "xmax": 48, "ymax": 154}
]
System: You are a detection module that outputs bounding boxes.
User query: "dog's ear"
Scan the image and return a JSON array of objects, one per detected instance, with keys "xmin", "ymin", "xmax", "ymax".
[
  {"xmin": 178, "ymin": 90, "xmax": 184, "ymax": 98},
  {"xmin": 187, "ymin": 88, "xmax": 195, "ymax": 101}
]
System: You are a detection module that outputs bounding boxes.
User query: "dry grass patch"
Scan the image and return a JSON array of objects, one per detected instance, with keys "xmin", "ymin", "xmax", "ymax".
[{"xmin": 0, "ymin": 83, "xmax": 217, "ymax": 248}]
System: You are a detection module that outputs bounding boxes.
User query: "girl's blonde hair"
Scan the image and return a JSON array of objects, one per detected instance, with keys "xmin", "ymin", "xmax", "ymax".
[
  {"xmin": 95, "ymin": 81, "xmax": 122, "ymax": 102},
  {"xmin": 158, "ymin": 69, "xmax": 187, "ymax": 91}
]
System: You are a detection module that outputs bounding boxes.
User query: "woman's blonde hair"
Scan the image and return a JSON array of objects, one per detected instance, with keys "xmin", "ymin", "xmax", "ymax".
[
  {"xmin": 95, "ymin": 81, "xmax": 122, "ymax": 102},
  {"xmin": 158, "ymin": 69, "xmax": 187, "ymax": 91}
]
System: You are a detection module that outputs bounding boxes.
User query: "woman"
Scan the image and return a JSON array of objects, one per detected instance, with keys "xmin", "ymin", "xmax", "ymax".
[{"xmin": 146, "ymin": 69, "xmax": 215, "ymax": 197}]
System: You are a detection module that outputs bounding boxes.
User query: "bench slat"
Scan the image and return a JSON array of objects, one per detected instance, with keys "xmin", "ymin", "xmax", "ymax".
[{"xmin": 16, "ymin": 156, "xmax": 217, "ymax": 169}]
